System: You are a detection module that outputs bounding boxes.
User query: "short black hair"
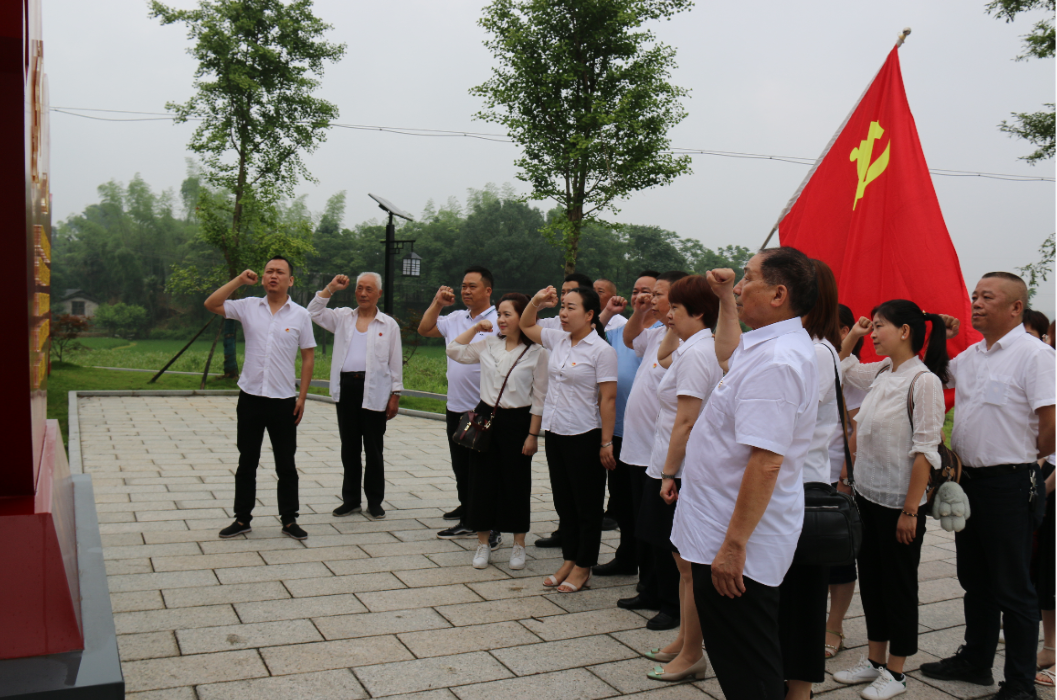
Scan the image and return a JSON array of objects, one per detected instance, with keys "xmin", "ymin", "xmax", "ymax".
[
  {"xmin": 265, "ymin": 255, "xmax": 294, "ymax": 276},
  {"xmin": 657, "ymin": 270, "xmax": 688, "ymax": 285},
  {"xmin": 564, "ymin": 272, "xmax": 593, "ymax": 288},
  {"xmin": 758, "ymin": 247, "xmax": 817, "ymax": 317},
  {"xmin": 638, "ymin": 270, "xmax": 660, "ymax": 280},
  {"xmin": 463, "ymin": 265, "xmax": 494, "ymax": 289}
]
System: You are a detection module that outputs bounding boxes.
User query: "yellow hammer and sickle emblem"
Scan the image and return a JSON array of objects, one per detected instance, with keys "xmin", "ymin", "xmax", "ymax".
[{"xmin": 849, "ymin": 121, "xmax": 891, "ymax": 210}]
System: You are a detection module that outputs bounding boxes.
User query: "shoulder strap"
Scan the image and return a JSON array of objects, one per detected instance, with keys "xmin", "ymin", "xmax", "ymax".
[
  {"xmin": 906, "ymin": 370, "xmax": 929, "ymax": 431},
  {"xmin": 828, "ymin": 346, "xmax": 855, "ymax": 483},
  {"xmin": 493, "ymin": 344, "xmax": 532, "ymax": 410}
]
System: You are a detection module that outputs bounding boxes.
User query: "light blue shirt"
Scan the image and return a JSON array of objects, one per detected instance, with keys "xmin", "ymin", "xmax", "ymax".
[{"xmin": 608, "ymin": 320, "xmax": 657, "ymax": 437}]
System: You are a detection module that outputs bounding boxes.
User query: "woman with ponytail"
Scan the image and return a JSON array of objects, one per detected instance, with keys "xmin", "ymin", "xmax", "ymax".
[
  {"xmin": 832, "ymin": 300, "xmax": 951, "ymax": 699},
  {"xmin": 521, "ymin": 285, "xmax": 618, "ymax": 594}
]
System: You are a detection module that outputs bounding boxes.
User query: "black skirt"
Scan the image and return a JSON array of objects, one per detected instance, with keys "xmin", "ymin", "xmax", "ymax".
[
  {"xmin": 466, "ymin": 402, "xmax": 533, "ymax": 534},
  {"xmin": 636, "ymin": 474, "xmax": 679, "ymax": 553}
]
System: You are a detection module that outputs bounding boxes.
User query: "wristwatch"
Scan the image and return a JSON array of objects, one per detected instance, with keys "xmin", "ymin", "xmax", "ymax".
[
  {"xmin": 840, "ymin": 478, "xmax": 851, "ymax": 486},
  {"xmin": 600, "ymin": 441, "xmax": 614, "ymax": 448}
]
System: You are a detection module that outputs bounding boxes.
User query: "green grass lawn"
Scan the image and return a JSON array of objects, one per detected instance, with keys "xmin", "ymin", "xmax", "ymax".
[{"xmin": 48, "ymin": 341, "xmax": 450, "ymax": 445}]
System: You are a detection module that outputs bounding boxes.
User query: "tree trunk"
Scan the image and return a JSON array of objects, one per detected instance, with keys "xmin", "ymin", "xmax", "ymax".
[
  {"xmin": 563, "ymin": 204, "xmax": 584, "ymax": 275},
  {"xmin": 222, "ymin": 152, "xmax": 249, "ymax": 378}
]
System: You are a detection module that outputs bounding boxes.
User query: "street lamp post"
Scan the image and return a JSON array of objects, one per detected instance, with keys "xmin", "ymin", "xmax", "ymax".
[{"xmin": 368, "ymin": 194, "xmax": 415, "ymax": 315}]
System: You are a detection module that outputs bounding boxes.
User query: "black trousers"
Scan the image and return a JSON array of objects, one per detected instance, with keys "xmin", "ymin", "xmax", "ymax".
[
  {"xmin": 856, "ymin": 494, "xmax": 926, "ymax": 657},
  {"xmin": 605, "ymin": 438, "xmax": 637, "ymax": 567},
  {"xmin": 467, "ymin": 404, "xmax": 532, "ymax": 533},
  {"xmin": 545, "ymin": 429, "xmax": 607, "ymax": 568},
  {"xmin": 234, "ymin": 391, "xmax": 299, "ymax": 525},
  {"xmin": 630, "ymin": 466, "xmax": 656, "ymax": 591},
  {"xmin": 778, "ymin": 563, "xmax": 829, "ymax": 683},
  {"xmin": 1033, "ymin": 462, "xmax": 1055, "ymax": 612},
  {"xmin": 446, "ymin": 410, "xmax": 473, "ymax": 522},
  {"xmin": 694, "ymin": 563, "xmax": 784, "ymax": 700},
  {"xmin": 956, "ymin": 466, "xmax": 1040, "ymax": 692},
  {"xmin": 336, "ymin": 374, "xmax": 388, "ymax": 509}
]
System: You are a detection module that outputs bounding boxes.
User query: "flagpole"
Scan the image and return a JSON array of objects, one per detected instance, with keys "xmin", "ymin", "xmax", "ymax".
[{"xmin": 758, "ymin": 27, "xmax": 912, "ymax": 251}]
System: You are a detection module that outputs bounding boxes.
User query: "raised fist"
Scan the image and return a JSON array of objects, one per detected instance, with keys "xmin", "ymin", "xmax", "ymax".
[
  {"xmin": 939, "ymin": 314, "xmax": 960, "ymax": 339},
  {"xmin": 849, "ymin": 316, "xmax": 873, "ymax": 337},
  {"xmin": 606, "ymin": 295, "xmax": 628, "ymax": 316},
  {"xmin": 434, "ymin": 286, "xmax": 456, "ymax": 307},
  {"xmin": 329, "ymin": 274, "xmax": 350, "ymax": 291},
  {"xmin": 534, "ymin": 286, "xmax": 559, "ymax": 309},
  {"xmin": 238, "ymin": 269, "xmax": 259, "ymax": 286},
  {"xmin": 706, "ymin": 268, "xmax": 736, "ymax": 293},
  {"xmin": 632, "ymin": 290, "xmax": 653, "ymax": 313},
  {"xmin": 476, "ymin": 319, "xmax": 494, "ymax": 334}
]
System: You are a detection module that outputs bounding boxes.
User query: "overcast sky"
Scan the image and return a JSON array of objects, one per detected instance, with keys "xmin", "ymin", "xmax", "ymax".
[{"xmin": 43, "ymin": 0, "xmax": 1056, "ymax": 314}]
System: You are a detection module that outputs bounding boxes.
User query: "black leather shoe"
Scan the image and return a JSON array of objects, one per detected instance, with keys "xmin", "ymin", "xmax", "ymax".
[
  {"xmin": 601, "ymin": 516, "xmax": 618, "ymax": 531},
  {"xmin": 636, "ymin": 581, "xmax": 646, "ymax": 593},
  {"xmin": 534, "ymin": 531, "xmax": 562, "ymax": 548},
  {"xmin": 592, "ymin": 559, "xmax": 637, "ymax": 576},
  {"xmin": 987, "ymin": 682, "xmax": 1038, "ymax": 699},
  {"xmin": 443, "ymin": 505, "xmax": 464, "ymax": 521},
  {"xmin": 646, "ymin": 611, "xmax": 679, "ymax": 631},
  {"xmin": 919, "ymin": 649, "xmax": 994, "ymax": 686},
  {"xmin": 617, "ymin": 594, "xmax": 659, "ymax": 611}
]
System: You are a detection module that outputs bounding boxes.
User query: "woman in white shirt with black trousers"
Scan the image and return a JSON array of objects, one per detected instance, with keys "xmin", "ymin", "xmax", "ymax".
[
  {"xmin": 521, "ymin": 284, "xmax": 619, "ymax": 594},
  {"xmin": 833, "ymin": 299, "xmax": 950, "ymax": 700},
  {"xmin": 643, "ymin": 275, "xmax": 722, "ymax": 683},
  {"xmin": 446, "ymin": 293, "xmax": 549, "ymax": 571}
]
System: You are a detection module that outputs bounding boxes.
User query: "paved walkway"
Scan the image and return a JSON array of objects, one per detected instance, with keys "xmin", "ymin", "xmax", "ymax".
[{"xmin": 79, "ymin": 395, "xmax": 1052, "ymax": 699}]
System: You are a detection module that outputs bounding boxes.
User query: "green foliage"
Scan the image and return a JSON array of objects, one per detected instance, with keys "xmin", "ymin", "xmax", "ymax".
[
  {"xmin": 471, "ymin": 0, "xmax": 693, "ymax": 273},
  {"xmin": 50, "ymin": 314, "xmax": 91, "ymax": 362},
  {"xmin": 149, "ymin": 0, "xmax": 346, "ymax": 199},
  {"xmin": 1017, "ymin": 232, "xmax": 1056, "ymax": 299},
  {"xmin": 93, "ymin": 302, "xmax": 150, "ymax": 338},
  {"xmin": 986, "ymin": 0, "xmax": 1055, "ymax": 163}
]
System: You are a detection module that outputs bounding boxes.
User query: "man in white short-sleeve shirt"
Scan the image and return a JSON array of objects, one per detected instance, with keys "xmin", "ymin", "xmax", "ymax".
[
  {"xmin": 921, "ymin": 272, "xmax": 1056, "ymax": 695},
  {"xmin": 418, "ymin": 266, "xmax": 498, "ymax": 540},
  {"xmin": 670, "ymin": 248, "xmax": 819, "ymax": 700},
  {"xmin": 204, "ymin": 257, "xmax": 316, "ymax": 541}
]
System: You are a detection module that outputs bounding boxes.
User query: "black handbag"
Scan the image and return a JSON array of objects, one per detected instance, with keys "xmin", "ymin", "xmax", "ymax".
[
  {"xmin": 451, "ymin": 344, "xmax": 530, "ymax": 453},
  {"xmin": 792, "ymin": 353, "xmax": 864, "ymax": 567}
]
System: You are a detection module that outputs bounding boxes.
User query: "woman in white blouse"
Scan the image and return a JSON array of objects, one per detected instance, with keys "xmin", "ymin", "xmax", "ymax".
[
  {"xmin": 832, "ymin": 299, "xmax": 951, "ymax": 700},
  {"xmin": 446, "ymin": 293, "xmax": 548, "ymax": 571},
  {"xmin": 521, "ymin": 285, "xmax": 619, "ymax": 594},
  {"xmin": 779, "ymin": 260, "xmax": 844, "ymax": 700},
  {"xmin": 642, "ymin": 275, "xmax": 721, "ymax": 683}
]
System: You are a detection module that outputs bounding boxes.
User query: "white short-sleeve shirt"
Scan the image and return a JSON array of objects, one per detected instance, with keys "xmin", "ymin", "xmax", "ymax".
[
  {"xmin": 670, "ymin": 317, "xmax": 818, "ymax": 588},
  {"xmin": 648, "ymin": 329, "xmax": 722, "ymax": 479},
  {"xmin": 621, "ymin": 323, "xmax": 669, "ymax": 466},
  {"xmin": 804, "ymin": 340, "xmax": 842, "ymax": 484},
  {"xmin": 446, "ymin": 337, "xmax": 549, "ymax": 416},
  {"xmin": 538, "ymin": 327, "xmax": 619, "ymax": 435},
  {"xmin": 435, "ymin": 306, "xmax": 498, "ymax": 413},
  {"xmin": 223, "ymin": 295, "xmax": 316, "ymax": 399},
  {"xmin": 948, "ymin": 324, "xmax": 1057, "ymax": 467}
]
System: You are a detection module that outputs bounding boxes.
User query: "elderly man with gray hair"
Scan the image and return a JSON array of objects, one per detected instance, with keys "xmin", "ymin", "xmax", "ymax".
[{"xmin": 309, "ymin": 272, "xmax": 403, "ymax": 520}]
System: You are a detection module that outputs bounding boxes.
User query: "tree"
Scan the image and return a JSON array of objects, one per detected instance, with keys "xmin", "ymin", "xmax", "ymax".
[
  {"xmin": 986, "ymin": 0, "xmax": 1056, "ymax": 163},
  {"xmin": 151, "ymin": 0, "xmax": 345, "ymax": 375},
  {"xmin": 472, "ymin": 0, "xmax": 693, "ymax": 274},
  {"xmin": 1017, "ymin": 231, "xmax": 1055, "ymax": 299},
  {"xmin": 51, "ymin": 314, "xmax": 91, "ymax": 363},
  {"xmin": 93, "ymin": 303, "xmax": 149, "ymax": 338}
]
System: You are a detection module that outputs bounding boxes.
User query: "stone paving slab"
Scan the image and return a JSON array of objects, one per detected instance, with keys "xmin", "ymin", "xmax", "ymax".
[{"xmin": 77, "ymin": 395, "xmax": 1054, "ymax": 699}]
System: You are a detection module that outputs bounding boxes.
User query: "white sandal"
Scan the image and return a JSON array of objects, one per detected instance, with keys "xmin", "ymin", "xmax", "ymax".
[{"xmin": 1037, "ymin": 645, "xmax": 1056, "ymax": 687}]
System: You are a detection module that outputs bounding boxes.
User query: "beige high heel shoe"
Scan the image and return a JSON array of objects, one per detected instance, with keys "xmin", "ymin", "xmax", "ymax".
[
  {"xmin": 647, "ymin": 655, "xmax": 709, "ymax": 682},
  {"xmin": 644, "ymin": 648, "xmax": 677, "ymax": 662}
]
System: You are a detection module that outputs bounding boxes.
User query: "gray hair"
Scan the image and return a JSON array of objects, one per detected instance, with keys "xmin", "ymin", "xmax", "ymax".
[{"xmin": 357, "ymin": 272, "xmax": 383, "ymax": 290}]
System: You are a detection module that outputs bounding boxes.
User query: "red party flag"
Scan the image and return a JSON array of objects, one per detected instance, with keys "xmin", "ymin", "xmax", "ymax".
[{"xmin": 772, "ymin": 41, "xmax": 981, "ymax": 405}]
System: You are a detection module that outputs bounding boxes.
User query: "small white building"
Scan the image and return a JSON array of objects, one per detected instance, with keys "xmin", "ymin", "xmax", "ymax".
[{"xmin": 58, "ymin": 289, "xmax": 99, "ymax": 318}]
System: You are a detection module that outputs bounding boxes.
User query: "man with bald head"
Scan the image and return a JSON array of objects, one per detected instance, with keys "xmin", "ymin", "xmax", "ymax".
[{"xmin": 922, "ymin": 272, "xmax": 1055, "ymax": 699}]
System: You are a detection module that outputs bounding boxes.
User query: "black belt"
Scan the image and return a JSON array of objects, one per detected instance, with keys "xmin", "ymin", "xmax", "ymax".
[
  {"xmin": 962, "ymin": 463, "xmax": 1034, "ymax": 479},
  {"xmin": 341, "ymin": 371, "xmax": 366, "ymax": 380}
]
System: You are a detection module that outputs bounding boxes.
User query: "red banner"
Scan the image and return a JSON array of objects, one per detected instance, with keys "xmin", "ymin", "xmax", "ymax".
[{"xmin": 777, "ymin": 46, "xmax": 981, "ymax": 388}]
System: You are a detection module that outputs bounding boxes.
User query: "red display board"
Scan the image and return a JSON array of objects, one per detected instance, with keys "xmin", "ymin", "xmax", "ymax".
[{"xmin": 0, "ymin": 0, "xmax": 83, "ymax": 660}]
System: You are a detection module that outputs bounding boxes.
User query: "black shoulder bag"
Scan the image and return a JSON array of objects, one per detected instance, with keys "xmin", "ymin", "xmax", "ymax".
[
  {"xmin": 451, "ymin": 344, "xmax": 531, "ymax": 453},
  {"xmin": 793, "ymin": 353, "xmax": 864, "ymax": 567}
]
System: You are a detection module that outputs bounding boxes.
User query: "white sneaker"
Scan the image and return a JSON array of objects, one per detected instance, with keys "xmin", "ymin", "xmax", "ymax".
[
  {"xmin": 509, "ymin": 543, "xmax": 526, "ymax": 570},
  {"xmin": 860, "ymin": 667, "xmax": 906, "ymax": 699},
  {"xmin": 472, "ymin": 542, "xmax": 491, "ymax": 569},
  {"xmin": 834, "ymin": 654, "xmax": 882, "ymax": 685}
]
